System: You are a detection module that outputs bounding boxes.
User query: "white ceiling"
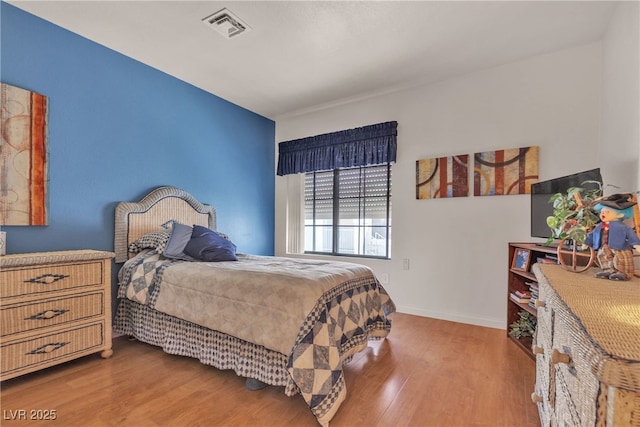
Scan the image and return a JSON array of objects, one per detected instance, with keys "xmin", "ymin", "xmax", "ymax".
[{"xmin": 8, "ymin": 1, "xmax": 618, "ymax": 120}]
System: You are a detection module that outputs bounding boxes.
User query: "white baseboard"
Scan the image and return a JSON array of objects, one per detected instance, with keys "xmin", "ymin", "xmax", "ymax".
[{"xmin": 394, "ymin": 305, "xmax": 505, "ymax": 330}]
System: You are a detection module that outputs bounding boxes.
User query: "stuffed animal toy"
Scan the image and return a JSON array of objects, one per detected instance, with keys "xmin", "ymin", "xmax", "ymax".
[{"xmin": 582, "ymin": 193, "xmax": 640, "ymax": 280}]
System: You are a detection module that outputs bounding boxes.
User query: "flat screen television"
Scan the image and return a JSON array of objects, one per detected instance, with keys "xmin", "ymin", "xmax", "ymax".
[{"xmin": 530, "ymin": 168, "xmax": 603, "ymax": 239}]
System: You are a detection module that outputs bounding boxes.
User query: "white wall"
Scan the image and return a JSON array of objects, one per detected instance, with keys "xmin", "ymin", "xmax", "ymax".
[
  {"xmin": 601, "ymin": 1, "xmax": 640, "ymax": 193},
  {"xmin": 275, "ymin": 43, "xmax": 603, "ymax": 329}
]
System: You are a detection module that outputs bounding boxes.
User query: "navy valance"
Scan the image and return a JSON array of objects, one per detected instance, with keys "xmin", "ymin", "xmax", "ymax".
[{"xmin": 277, "ymin": 121, "xmax": 397, "ymax": 176}]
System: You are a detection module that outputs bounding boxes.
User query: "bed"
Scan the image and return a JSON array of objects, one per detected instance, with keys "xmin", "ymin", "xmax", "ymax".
[{"xmin": 112, "ymin": 186, "xmax": 395, "ymax": 426}]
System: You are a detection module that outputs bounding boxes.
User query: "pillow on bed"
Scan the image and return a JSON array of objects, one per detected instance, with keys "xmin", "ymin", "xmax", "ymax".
[
  {"xmin": 163, "ymin": 218, "xmax": 232, "ymax": 241},
  {"xmin": 128, "ymin": 230, "xmax": 170, "ymax": 254},
  {"xmin": 162, "ymin": 221, "xmax": 196, "ymax": 261},
  {"xmin": 183, "ymin": 225, "xmax": 237, "ymax": 262}
]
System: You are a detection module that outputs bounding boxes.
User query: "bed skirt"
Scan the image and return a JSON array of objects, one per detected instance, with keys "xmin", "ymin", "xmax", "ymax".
[{"xmin": 113, "ymin": 298, "xmax": 300, "ymax": 396}]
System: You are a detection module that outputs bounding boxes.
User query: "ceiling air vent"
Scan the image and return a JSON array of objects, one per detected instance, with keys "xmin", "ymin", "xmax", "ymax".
[{"xmin": 202, "ymin": 8, "xmax": 251, "ymax": 39}]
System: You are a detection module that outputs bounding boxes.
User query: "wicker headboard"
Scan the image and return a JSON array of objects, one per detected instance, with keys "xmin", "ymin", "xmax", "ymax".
[{"xmin": 114, "ymin": 186, "xmax": 216, "ymax": 262}]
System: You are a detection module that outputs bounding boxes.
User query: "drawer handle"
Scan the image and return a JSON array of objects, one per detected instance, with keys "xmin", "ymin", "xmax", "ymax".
[
  {"xmin": 531, "ymin": 392, "xmax": 543, "ymax": 403},
  {"xmin": 532, "ymin": 345, "xmax": 544, "ymax": 355},
  {"xmin": 535, "ymin": 300, "xmax": 546, "ymax": 308},
  {"xmin": 27, "ymin": 342, "xmax": 69, "ymax": 355},
  {"xmin": 551, "ymin": 349, "xmax": 571, "ymax": 365},
  {"xmin": 24, "ymin": 274, "xmax": 69, "ymax": 285},
  {"xmin": 26, "ymin": 309, "xmax": 69, "ymax": 321}
]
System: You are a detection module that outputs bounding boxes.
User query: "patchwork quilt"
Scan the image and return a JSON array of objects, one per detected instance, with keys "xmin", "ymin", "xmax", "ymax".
[{"xmin": 117, "ymin": 250, "xmax": 395, "ymax": 426}]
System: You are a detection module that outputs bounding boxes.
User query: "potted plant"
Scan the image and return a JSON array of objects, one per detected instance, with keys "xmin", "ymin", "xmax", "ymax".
[
  {"xmin": 545, "ymin": 181, "xmax": 603, "ymax": 245},
  {"xmin": 508, "ymin": 310, "xmax": 536, "ymax": 340},
  {"xmin": 545, "ymin": 180, "xmax": 603, "ymax": 271}
]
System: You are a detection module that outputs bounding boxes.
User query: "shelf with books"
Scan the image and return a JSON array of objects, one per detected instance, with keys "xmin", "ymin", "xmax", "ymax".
[
  {"xmin": 507, "ymin": 242, "xmax": 558, "ymax": 360},
  {"xmin": 509, "ymin": 290, "xmax": 535, "ymax": 316}
]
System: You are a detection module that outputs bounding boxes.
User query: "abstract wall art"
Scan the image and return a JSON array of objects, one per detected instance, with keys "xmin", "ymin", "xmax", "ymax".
[
  {"xmin": 473, "ymin": 146, "xmax": 538, "ymax": 196},
  {"xmin": 416, "ymin": 154, "xmax": 469, "ymax": 199},
  {"xmin": 0, "ymin": 83, "xmax": 48, "ymax": 225}
]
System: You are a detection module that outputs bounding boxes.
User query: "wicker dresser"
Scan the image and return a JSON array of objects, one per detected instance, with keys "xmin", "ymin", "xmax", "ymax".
[
  {"xmin": 532, "ymin": 263, "xmax": 640, "ymax": 426},
  {"xmin": 1, "ymin": 250, "xmax": 115, "ymax": 381}
]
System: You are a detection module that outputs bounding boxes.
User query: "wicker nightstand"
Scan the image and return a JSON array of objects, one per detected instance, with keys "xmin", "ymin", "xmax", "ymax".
[{"xmin": 0, "ymin": 250, "xmax": 115, "ymax": 381}]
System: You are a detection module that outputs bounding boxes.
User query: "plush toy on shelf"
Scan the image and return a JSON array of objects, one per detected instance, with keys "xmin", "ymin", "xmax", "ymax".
[{"xmin": 582, "ymin": 193, "xmax": 640, "ymax": 281}]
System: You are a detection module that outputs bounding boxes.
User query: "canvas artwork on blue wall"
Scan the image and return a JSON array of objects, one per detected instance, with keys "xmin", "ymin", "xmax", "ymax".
[{"xmin": 0, "ymin": 83, "xmax": 48, "ymax": 226}]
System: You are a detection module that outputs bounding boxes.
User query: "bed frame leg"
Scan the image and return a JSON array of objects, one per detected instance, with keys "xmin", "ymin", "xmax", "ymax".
[{"xmin": 245, "ymin": 378, "xmax": 268, "ymax": 390}]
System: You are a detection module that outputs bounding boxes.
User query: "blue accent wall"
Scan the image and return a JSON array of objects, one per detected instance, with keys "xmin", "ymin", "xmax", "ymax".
[{"xmin": 0, "ymin": 3, "xmax": 275, "ymax": 258}]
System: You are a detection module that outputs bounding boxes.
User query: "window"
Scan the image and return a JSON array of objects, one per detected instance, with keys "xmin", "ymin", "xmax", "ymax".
[
  {"xmin": 304, "ymin": 163, "xmax": 391, "ymax": 258},
  {"xmin": 278, "ymin": 121, "xmax": 397, "ymax": 257}
]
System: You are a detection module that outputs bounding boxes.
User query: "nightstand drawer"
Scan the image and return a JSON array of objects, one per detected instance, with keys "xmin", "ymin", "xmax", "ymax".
[
  {"xmin": 1, "ymin": 292, "xmax": 104, "ymax": 337},
  {"xmin": 1, "ymin": 322, "xmax": 105, "ymax": 376},
  {"xmin": 1, "ymin": 261, "xmax": 105, "ymax": 299}
]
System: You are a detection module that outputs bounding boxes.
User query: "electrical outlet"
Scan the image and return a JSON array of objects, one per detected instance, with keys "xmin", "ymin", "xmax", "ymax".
[{"xmin": 403, "ymin": 259, "xmax": 410, "ymax": 270}]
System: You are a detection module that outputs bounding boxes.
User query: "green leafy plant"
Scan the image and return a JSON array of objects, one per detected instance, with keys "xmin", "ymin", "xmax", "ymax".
[
  {"xmin": 545, "ymin": 180, "xmax": 603, "ymax": 246},
  {"xmin": 508, "ymin": 310, "xmax": 537, "ymax": 340}
]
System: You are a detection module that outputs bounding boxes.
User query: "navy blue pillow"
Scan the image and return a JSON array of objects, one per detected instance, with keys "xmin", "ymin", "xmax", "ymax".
[{"xmin": 183, "ymin": 225, "xmax": 237, "ymax": 262}]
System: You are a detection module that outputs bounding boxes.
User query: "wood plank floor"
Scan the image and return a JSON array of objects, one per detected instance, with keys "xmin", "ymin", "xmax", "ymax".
[{"xmin": 1, "ymin": 313, "xmax": 540, "ymax": 427}]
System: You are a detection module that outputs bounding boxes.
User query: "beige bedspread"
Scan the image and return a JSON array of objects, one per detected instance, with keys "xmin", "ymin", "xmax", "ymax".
[{"xmin": 154, "ymin": 254, "xmax": 375, "ymax": 355}]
